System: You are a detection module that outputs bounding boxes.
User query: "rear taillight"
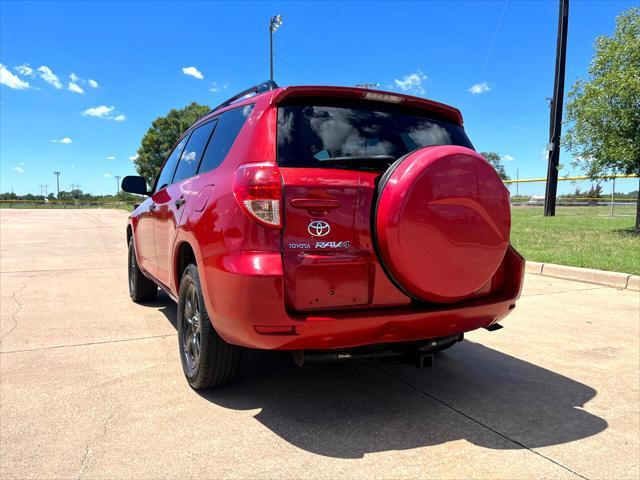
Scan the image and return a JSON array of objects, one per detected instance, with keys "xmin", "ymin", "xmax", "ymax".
[{"xmin": 233, "ymin": 162, "xmax": 282, "ymax": 228}]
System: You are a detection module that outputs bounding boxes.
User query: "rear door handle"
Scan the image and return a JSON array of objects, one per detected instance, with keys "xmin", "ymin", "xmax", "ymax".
[
  {"xmin": 175, "ymin": 197, "xmax": 185, "ymax": 208},
  {"xmin": 290, "ymin": 198, "xmax": 341, "ymax": 210}
]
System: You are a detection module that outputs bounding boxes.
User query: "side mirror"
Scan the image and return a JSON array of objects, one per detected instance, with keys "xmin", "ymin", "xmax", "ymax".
[{"xmin": 121, "ymin": 176, "xmax": 149, "ymax": 196}]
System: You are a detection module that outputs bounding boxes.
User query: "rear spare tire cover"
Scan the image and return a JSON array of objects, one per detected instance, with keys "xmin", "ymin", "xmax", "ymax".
[{"xmin": 375, "ymin": 145, "xmax": 510, "ymax": 303}]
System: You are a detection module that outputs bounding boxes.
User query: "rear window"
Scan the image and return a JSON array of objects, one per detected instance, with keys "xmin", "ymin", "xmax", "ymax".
[{"xmin": 277, "ymin": 102, "xmax": 473, "ymax": 170}]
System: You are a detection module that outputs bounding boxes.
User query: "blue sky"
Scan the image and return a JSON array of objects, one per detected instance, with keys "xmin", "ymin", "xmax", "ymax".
[{"xmin": 1, "ymin": 0, "xmax": 637, "ymax": 196}]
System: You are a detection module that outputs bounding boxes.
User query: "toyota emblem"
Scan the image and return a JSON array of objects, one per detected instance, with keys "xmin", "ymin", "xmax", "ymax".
[{"xmin": 308, "ymin": 220, "xmax": 330, "ymax": 237}]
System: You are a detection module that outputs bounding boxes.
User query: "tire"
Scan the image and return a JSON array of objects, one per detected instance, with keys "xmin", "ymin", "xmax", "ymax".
[
  {"xmin": 128, "ymin": 237, "xmax": 158, "ymax": 303},
  {"xmin": 177, "ymin": 264, "xmax": 242, "ymax": 389}
]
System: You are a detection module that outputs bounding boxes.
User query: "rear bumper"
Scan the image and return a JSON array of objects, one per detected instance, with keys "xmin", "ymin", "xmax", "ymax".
[{"xmin": 200, "ymin": 246, "xmax": 525, "ymax": 351}]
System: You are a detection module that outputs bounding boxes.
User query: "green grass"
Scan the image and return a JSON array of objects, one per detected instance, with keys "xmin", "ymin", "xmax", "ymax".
[{"xmin": 511, "ymin": 206, "xmax": 640, "ymax": 275}]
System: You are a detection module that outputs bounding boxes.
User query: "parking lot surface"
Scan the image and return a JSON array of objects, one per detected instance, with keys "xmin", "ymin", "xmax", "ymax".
[{"xmin": 1, "ymin": 208, "xmax": 638, "ymax": 479}]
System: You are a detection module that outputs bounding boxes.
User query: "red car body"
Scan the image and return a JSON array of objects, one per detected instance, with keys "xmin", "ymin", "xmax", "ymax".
[{"xmin": 127, "ymin": 85, "xmax": 524, "ymax": 352}]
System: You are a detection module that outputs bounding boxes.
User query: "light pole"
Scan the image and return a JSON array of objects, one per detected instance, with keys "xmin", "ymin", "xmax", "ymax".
[
  {"xmin": 269, "ymin": 15, "xmax": 282, "ymax": 82},
  {"xmin": 356, "ymin": 83, "xmax": 380, "ymax": 89},
  {"xmin": 114, "ymin": 175, "xmax": 121, "ymax": 202},
  {"xmin": 53, "ymin": 171, "xmax": 61, "ymax": 198}
]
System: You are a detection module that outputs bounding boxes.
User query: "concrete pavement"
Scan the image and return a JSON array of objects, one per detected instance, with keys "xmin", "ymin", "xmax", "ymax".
[{"xmin": 1, "ymin": 208, "xmax": 638, "ymax": 479}]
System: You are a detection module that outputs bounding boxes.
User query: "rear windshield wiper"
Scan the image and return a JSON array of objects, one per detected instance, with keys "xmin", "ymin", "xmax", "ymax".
[{"xmin": 317, "ymin": 154, "xmax": 396, "ymax": 163}]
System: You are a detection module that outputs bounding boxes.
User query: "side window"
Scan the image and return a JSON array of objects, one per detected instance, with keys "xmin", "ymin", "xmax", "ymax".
[
  {"xmin": 154, "ymin": 135, "xmax": 190, "ymax": 192},
  {"xmin": 172, "ymin": 120, "xmax": 217, "ymax": 184},
  {"xmin": 198, "ymin": 104, "xmax": 254, "ymax": 174}
]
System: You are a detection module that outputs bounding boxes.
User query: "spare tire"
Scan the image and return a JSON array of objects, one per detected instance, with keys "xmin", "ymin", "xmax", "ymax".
[{"xmin": 374, "ymin": 146, "xmax": 510, "ymax": 304}]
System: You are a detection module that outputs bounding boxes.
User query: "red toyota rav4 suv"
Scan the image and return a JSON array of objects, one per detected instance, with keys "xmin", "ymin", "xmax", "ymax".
[{"xmin": 122, "ymin": 82, "xmax": 524, "ymax": 389}]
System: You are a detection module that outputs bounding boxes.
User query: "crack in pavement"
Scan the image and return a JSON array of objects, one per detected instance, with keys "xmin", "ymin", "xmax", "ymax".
[
  {"xmin": 1, "ymin": 266, "xmax": 123, "ymax": 275},
  {"xmin": 76, "ymin": 410, "xmax": 116, "ymax": 480},
  {"xmin": 0, "ymin": 279, "xmax": 29, "ymax": 347},
  {"xmin": 521, "ymin": 285, "xmax": 611, "ymax": 298},
  {"xmin": 373, "ymin": 364, "xmax": 589, "ymax": 480},
  {"xmin": 0, "ymin": 333, "xmax": 178, "ymax": 354}
]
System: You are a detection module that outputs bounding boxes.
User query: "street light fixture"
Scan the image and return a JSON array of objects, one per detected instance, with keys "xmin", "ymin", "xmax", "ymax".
[{"xmin": 269, "ymin": 14, "xmax": 283, "ymax": 82}]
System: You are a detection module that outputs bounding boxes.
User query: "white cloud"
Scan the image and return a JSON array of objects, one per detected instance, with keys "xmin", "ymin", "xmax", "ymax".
[
  {"xmin": 0, "ymin": 64, "xmax": 30, "ymax": 89},
  {"xmin": 393, "ymin": 71, "xmax": 427, "ymax": 95},
  {"xmin": 106, "ymin": 156, "xmax": 116, "ymax": 160},
  {"xmin": 468, "ymin": 82, "xmax": 491, "ymax": 94},
  {"xmin": 14, "ymin": 64, "xmax": 35, "ymax": 77},
  {"xmin": 13, "ymin": 166, "xmax": 25, "ymax": 173},
  {"xmin": 104, "ymin": 173, "xmax": 112, "ymax": 178},
  {"xmin": 502, "ymin": 154, "xmax": 514, "ymax": 162},
  {"xmin": 82, "ymin": 105, "xmax": 125, "ymax": 121},
  {"xmin": 69, "ymin": 72, "xmax": 80, "ymax": 82},
  {"xmin": 182, "ymin": 66, "xmax": 204, "ymax": 79},
  {"xmin": 209, "ymin": 82, "xmax": 227, "ymax": 92},
  {"xmin": 52, "ymin": 137, "xmax": 73, "ymax": 144},
  {"xmin": 129, "ymin": 154, "xmax": 139, "ymax": 161},
  {"xmin": 88, "ymin": 79, "xmax": 98, "ymax": 88},
  {"xmin": 37, "ymin": 65, "xmax": 62, "ymax": 89},
  {"xmin": 68, "ymin": 82, "xmax": 84, "ymax": 94},
  {"xmin": 83, "ymin": 105, "xmax": 114, "ymax": 118}
]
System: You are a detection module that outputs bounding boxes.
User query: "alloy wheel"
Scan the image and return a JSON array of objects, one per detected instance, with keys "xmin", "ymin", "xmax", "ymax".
[{"xmin": 182, "ymin": 283, "xmax": 202, "ymax": 372}]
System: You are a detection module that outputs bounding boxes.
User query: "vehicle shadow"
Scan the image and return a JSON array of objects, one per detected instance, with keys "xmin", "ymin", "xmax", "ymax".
[{"xmin": 153, "ymin": 293, "xmax": 608, "ymax": 459}]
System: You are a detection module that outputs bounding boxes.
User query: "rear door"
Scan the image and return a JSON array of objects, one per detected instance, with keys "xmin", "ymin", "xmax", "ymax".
[
  {"xmin": 153, "ymin": 120, "xmax": 218, "ymax": 288},
  {"xmin": 276, "ymin": 100, "xmax": 475, "ymax": 311},
  {"xmin": 133, "ymin": 197, "xmax": 157, "ymax": 276}
]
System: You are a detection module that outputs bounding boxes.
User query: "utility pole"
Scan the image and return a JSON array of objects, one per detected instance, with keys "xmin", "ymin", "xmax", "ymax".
[
  {"xmin": 39, "ymin": 184, "xmax": 48, "ymax": 197},
  {"xmin": 269, "ymin": 15, "xmax": 282, "ymax": 82},
  {"xmin": 544, "ymin": 0, "xmax": 569, "ymax": 217},
  {"xmin": 114, "ymin": 176, "xmax": 121, "ymax": 202},
  {"xmin": 53, "ymin": 171, "xmax": 61, "ymax": 198},
  {"xmin": 70, "ymin": 184, "xmax": 81, "ymax": 200},
  {"xmin": 356, "ymin": 83, "xmax": 380, "ymax": 89}
]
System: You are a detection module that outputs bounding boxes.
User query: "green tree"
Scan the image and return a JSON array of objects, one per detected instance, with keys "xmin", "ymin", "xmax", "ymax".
[
  {"xmin": 133, "ymin": 102, "xmax": 210, "ymax": 185},
  {"xmin": 564, "ymin": 7, "xmax": 640, "ymax": 232},
  {"xmin": 479, "ymin": 152, "xmax": 511, "ymax": 181}
]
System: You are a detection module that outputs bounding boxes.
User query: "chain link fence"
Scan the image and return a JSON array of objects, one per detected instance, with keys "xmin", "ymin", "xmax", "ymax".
[
  {"xmin": 0, "ymin": 199, "xmax": 137, "ymax": 211},
  {"xmin": 505, "ymin": 174, "xmax": 638, "ymax": 216}
]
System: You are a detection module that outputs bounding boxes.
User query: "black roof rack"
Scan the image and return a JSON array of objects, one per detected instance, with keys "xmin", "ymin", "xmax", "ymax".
[{"xmin": 207, "ymin": 80, "xmax": 278, "ymax": 115}]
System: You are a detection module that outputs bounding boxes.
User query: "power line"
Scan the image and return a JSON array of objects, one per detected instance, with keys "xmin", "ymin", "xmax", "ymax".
[
  {"xmin": 275, "ymin": 9, "xmax": 340, "ymax": 54},
  {"xmin": 478, "ymin": 0, "xmax": 509, "ymax": 81},
  {"xmin": 273, "ymin": 53, "xmax": 316, "ymax": 82}
]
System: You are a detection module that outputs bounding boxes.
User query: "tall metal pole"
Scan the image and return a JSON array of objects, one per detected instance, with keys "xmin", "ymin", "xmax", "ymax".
[
  {"xmin": 53, "ymin": 171, "xmax": 61, "ymax": 198},
  {"xmin": 269, "ymin": 15, "xmax": 281, "ymax": 82},
  {"xmin": 610, "ymin": 178, "xmax": 615, "ymax": 216},
  {"xmin": 114, "ymin": 176, "xmax": 121, "ymax": 202},
  {"xmin": 544, "ymin": 0, "xmax": 569, "ymax": 217},
  {"xmin": 270, "ymin": 28, "xmax": 274, "ymax": 82}
]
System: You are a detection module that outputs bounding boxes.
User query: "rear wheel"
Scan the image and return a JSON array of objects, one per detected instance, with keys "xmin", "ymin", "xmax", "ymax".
[
  {"xmin": 128, "ymin": 238, "xmax": 158, "ymax": 303},
  {"xmin": 177, "ymin": 264, "xmax": 242, "ymax": 389}
]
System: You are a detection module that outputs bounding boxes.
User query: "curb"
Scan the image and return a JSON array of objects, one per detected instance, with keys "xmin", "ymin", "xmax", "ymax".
[{"xmin": 525, "ymin": 261, "xmax": 639, "ymax": 291}]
